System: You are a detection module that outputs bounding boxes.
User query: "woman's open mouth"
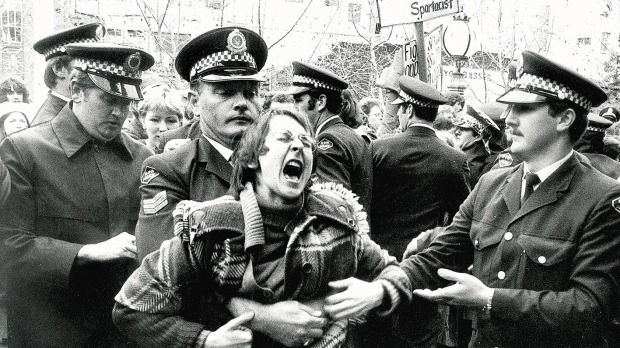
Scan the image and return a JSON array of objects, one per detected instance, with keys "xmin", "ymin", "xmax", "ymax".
[{"xmin": 283, "ymin": 159, "xmax": 303, "ymax": 182}]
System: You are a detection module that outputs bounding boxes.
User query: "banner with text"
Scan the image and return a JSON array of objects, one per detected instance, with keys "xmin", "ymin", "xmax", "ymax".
[
  {"xmin": 378, "ymin": 0, "xmax": 460, "ymax": 26},
  {"xmin": 402, "ymin": 25, "xmax": 443, "ymax": 89}
]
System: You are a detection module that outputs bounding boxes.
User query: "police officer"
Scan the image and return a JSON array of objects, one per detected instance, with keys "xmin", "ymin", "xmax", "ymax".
[
  {"xmin": 453, "ymin": 105, "xmax": 500, "ymax": 187},
  {"xmin": 287, "ymin": 61, "xmax": 373, "ymax": 212},
  {"xmin": 0, "ymin": 43, "xmax": 154, "ymax": 347},
  {"xmin": 135, "ymin": 27, "xmax": 268, "ymax": 260},
  {"xmin": 369, "ymin": 75, "xmax": 471, "ymax": 347},
  {"xmin": 574, "ymin": 112, "xmax": 620, "ymax": 180},
  {"xmin": 31, "ymin": 23, "xmax": 104, "ymax": 126},
  {"xmin": 401, "ymin": 50, "xmax": 620, "ymax": 347}
]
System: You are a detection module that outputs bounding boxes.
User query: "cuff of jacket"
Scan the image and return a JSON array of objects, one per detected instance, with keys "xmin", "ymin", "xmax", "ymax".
[
  {"xmin": 195, "ymin": 329, "xmax": 211, "ymax": 348},
  {"xmin": 489, "ymin": 288, "xmax": 516, "ymax": 320},
  {"xmin": 373, "ymin": 265, "xmax": 413, "ymax": 316}
]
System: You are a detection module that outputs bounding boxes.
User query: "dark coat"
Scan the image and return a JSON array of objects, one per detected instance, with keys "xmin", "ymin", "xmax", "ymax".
[
  {"xmin": 0, "ymin": 104, "xmax": 152, "ymax": 348},
  {"xmin": 30, "ymin": 91, "xmax": 67, "ymax": 126},
  {"xmin": 461, "ymin": 139, "xmax": 492, "ymax": 188},
  {"xmin": 135, "ymin": 137, "xmax": 231, "ymax": 261},
  {"xmin": 400, "ymin": 153, "xmax": 620, "ymax": 347},
  {"xmin": 314, "ymin": 116, "xmax": 373, "ymax": 213},
  {"xmin": 370, "ymin": 126, "xmax": 471, "ymax": 259}
]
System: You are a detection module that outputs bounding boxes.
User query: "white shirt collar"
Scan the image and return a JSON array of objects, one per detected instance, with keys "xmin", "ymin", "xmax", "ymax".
[
  {"xmin": 203, "ymin": 135, "xmax": 234, "ymax": 162},
  {"xmin": 408, "ymin": 123, "xmax": 437, "ymax": 134},
  {"xmin": 522, "ymin": 150, "xmax": 574, "ymax": 190},
  {"xmin": 50, "ymin": 90, "xmax": 71, "ymax": 102}
]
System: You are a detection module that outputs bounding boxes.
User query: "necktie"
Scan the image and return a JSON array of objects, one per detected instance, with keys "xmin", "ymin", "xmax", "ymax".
[{"xmin": 522, "ymin": 172, "xmax": 541, "ymax": 204}]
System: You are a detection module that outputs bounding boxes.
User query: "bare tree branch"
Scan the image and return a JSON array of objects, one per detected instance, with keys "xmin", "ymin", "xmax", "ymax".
[{"xmin": 268, "ymin": 0, "xmax": 314, "ymax": 50}]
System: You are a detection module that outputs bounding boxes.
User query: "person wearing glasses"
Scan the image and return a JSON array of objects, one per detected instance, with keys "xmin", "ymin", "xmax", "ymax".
[{"xmin": 114, "ymin": 107, "xmax": 411, "ymax": 348}]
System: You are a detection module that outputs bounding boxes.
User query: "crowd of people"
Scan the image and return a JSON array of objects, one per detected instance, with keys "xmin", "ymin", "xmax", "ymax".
[{"xmin": 1, "ymin": 21, "xmax": 620, "ymax": 348}]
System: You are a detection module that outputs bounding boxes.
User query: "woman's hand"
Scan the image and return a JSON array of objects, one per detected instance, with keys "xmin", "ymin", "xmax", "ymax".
[
  {"xmin": 323, "ymin": 278, "xmax": 385, "ymax": 320},
  {"xmin": 205, "ymin": 312, "xmax": 254, "ymax": 348}
]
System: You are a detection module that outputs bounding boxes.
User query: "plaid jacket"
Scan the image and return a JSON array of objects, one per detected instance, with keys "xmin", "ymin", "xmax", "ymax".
[{"xmin": 114, "ymin": 182, "xmax": 411, "ymax": 348}]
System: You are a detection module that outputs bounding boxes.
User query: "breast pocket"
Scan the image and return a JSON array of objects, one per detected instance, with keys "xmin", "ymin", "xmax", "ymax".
[
  {"xmin": 470, "ymin": 219, "xmax": 504, "ymax": 280},
  {"xmin": 516, "ymin": 234, "xmax": 576, "ymax": 290}
]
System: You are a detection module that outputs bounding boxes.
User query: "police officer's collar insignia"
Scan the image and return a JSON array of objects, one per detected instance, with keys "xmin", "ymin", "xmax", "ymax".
[
  {"xmin": 124, "ymin": 52, "xmax": 142, "ymax": 72},
  {"xmin": 613, "ymin": 197, "xmax": 620, "ymax": 214},
  {"xmin": 227, "ymin": 29, "xmax": 247, "ymax": 54},
  {"xmin": 317, "ymin": 138, "xmax": 333, "ymax": 151},
  {"xmin": 141, "ymin": 166, "xmax": 159, "ymax": 184},
  {"xmin": 498, "ymin": 152, "xmax": 513, "ymax": 167}
]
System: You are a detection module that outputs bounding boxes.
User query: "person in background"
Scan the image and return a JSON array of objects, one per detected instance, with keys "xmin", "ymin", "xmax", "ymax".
[
  {"xmin": 113, "ymin": 107, "xmax": 411, "ymax": 348},
  {"xmin": 434, "ymin": 105, "xmax": 457, "ymax": 147},
  {"xmin": 375, "ymin": 66, "xmax": 401, "ymax": 137},
  {"xmin": 262, "ymin": 92, "xmax": 294, "ymax": 112},
  {"xmin": 137, "ymin": 85, "xmax": 184, "ymax": 153},
  {"xmin": 574, "ymin": 112, "xmax": 620, "ymax": 180},
  {"xmin": 359, "ymin": 97, "xmax": 383, "ymax": 133},
  {"xmin": 453, "ymin": 105, "xmax": 501, "ymax": 187},
  {"xmin": 402, "ymin": 50, "xmax": 620, "ymax": 348},
  {"xmin": 31, "ymin": 23, "xmax": 105, "ymax": 126},
  {"xmin": 0, "ymin": 77, "xmax": 29, "ymax": 104},
  {"xmin": 0, "ymin": 102, "xmax": 30, "ymax": 142},
  {"xmin": 0, "ymin": 43, "xmax": 154, "ymax": 348},
  {"xmin": 444, "ymin": 92, "xmax": 465, "ymax": 113},
  {"xmin": 287, "ymin": 61, "xmax": 373, "ymax": 213},
  {"xmin": 339, "ymin": 89, "xmax": 374, "ymax": 142}
]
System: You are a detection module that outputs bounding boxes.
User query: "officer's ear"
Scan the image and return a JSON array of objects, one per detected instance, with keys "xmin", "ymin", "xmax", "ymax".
[
  {"xmin": 316, "ymin": 94, "xmax": 328, "ymax": 112},
  {"xmin": 555, "ymin": 107, "xmax": 576, "ymax": 133},
  {"xmin": 406, "ymin": 104, "xmax": 414, "ymax": 118},
  {"xmin": 70, "ymin": 81, "xmax": 87, "ymax": 103}
]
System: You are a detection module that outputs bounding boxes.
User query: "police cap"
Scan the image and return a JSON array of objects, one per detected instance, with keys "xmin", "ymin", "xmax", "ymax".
[
  {"xmin": 175, "ymin": 27, "xmax": 267, "ymax": 83},
  {"xmin": 286, "ymin": 61, "xmax": 348, "ymax": 95},
  {"xmin": 587, "ymin": 112, "xmax": 613, "ymax": 133},
  {"xmin": 392, "ymin": 75, "xmax": 447, "ymax": 108},
  {"xmin": 33, "ymin": 23, "xmax": 105, "ymax": 61},
  {"xmin": 453, "ymin": 105, "xmax": 500, "ymax": 136},
  {"xmin": 496, "ymin": 50, "xmax": 607, "ymax": 111},
  {"xmin": 599, "ymin": 107, "xmax": 620, "ymax": 123},
  {"xmin": 65, "ymin": 43, "xmax": 155, "ymax": 101}
]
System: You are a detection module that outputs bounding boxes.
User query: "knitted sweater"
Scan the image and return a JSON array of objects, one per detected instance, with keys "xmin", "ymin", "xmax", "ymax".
[{"xmin": 113, "ymin": 182, "xmax": 410, "ymax": 348}]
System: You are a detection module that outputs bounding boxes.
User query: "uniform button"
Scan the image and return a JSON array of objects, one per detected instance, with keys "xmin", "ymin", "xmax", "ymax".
[
  {"xmin": 538, "ymin": 256, "xmax": 546, "ymax": 264},
  {"xmin": 504, "ymin": 232, "xmax": 513, "ymax": 241},
  {"xmin": 474, "ymin": 239, "xmax": 479, "ymax": 247},
  {"xmin": 497, "ymin": 271, "xmax": 505, "ymax": 280}
]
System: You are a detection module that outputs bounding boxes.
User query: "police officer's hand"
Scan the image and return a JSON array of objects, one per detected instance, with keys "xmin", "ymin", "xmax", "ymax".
[
  {"xmin": 324, "ymin": 277, "xmax": 385, "ymax": 320},
  {"xmin": 76, "ymin": 232, "xmax": 137, "ymax": 262},
  {"xmin": 227, "ymin": 298, "xmax": 327, "ymax": 347},
  {"xmin": 164, "ymin": 138, "xmax": 191, "ymax": 153},
  {"xmin": 205, "ymin": 312, "xmax": 254, "ymax": 348},
  {"xmin": 413, "ymin": 268, "xmax": 494, "ymax": 307}
]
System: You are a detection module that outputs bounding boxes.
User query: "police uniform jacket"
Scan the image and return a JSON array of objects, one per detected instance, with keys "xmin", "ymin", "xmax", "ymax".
[
  {"xmin": 0, "ymin": 103, "xmax": 152, "ymax": 348},
  {"xmin": 135, "ymin": 136, "xmax": 231, "ymax": 261},
  {"xmin": 315, "ymin": 116, "xmax": 373, "ymax": 213},
  {"xmin": 581, "ymin": 152, "xmax": 620, "ymax": 181},
  {"xmin": 371, "ymin": 125, "xmax": 470, "ymax": 259},
  {"xmin": 399, "ymin": 153, "xmax": 620, "ymax": 347},
  {"xmin": 30, "ymin": 91, "xmax": 67, "ymax": 126}
]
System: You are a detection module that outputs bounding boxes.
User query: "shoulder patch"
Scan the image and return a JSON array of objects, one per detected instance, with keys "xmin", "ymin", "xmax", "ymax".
[
  {"xmin": 143, "ymin": 190, "xmax": 168, "ymax": 215},
  {"xmin": 498, "ymin": 152, "xmax": 513, "ymax": 168},
  {"xmin": 141, "ymin": 166, "xmax": 160, "ymax": 185},
  {"xmin": 612, "ymin": 197, "xmax": 620, "ymax": 214},
  {"xmin": 317, "ymin": 138, "xmax": 334, "ymax": 151}
]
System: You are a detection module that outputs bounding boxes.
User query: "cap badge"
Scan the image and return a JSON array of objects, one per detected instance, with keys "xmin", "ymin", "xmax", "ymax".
[
  {"xmin": 124, "ymin": 52, "xmax": 142, "ymax": 72},
  {"xmin": 95, "ymin": 25, "xmax": 104, "ymax": 40},
  {"xmin": 227, "ymin": 29, "xmax": 247, "ymax": 54},
  {"xmin": 515, "ymin": 54, "xmax": 524, "ymax": 78}
]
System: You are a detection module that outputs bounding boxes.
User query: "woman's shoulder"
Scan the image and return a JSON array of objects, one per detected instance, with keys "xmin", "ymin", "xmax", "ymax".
[
  {"xmin": 174, "ymin": 196, "xmax": 245, "ymax": 240},
  {"xmin": 306, "ymin": 182, "xmax": 370, "ymax": 235}
]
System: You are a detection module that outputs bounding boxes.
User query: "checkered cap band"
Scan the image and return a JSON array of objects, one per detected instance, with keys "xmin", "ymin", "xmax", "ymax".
[
  {"xmin": 190, "ymin": 51, "xmax": 256, "ymax": 80},
  {"xmin": 43, "ymin": 38, "xmax": 99, "ymax": 60},
  {"xmin": 586, "ymin": 125, "xmax": 606, "ymax": 133},
  {"xmin": 398, "ymin": 90, "xmax": 440, "ymax": 108},
  {"xmin": 454, "ymin": 113, "xmax": 484, "ymax": 134},
  {"xmin": 292, "ymin": 75, "xmax": 343, "ymax": 92},
  {"xmin": 74, "ymin": 57, "xmax": 142, "ymax": 79},
  {"xmin": 515, "ymin": 73, "xmax": 592, "ymax": 110}
]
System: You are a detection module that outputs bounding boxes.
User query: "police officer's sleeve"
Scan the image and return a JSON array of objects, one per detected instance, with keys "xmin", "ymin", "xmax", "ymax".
[
  {"xmin": 135, "ymin": 155, "xmax": 188, "ymax": 261},
  {"xmin": 0, "ymin": 137, "xmax": 83, "ymax": 288},
  {"xmin": 314, "ymin": 132, "xmax": 353, "ymax": 189}
]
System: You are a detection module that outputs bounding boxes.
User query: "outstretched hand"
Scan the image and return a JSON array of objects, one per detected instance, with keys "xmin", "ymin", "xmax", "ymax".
[
  {"xmin": 323, "ymin": 277, "xmax": 385, "ymax": 320},
  {"xmin": 413, "ymin": 268, "xmax": 493, "ymax": 307},
  {"xmin": 205, "ymin": 312, "xmax": 254, "ymax": 348}
]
